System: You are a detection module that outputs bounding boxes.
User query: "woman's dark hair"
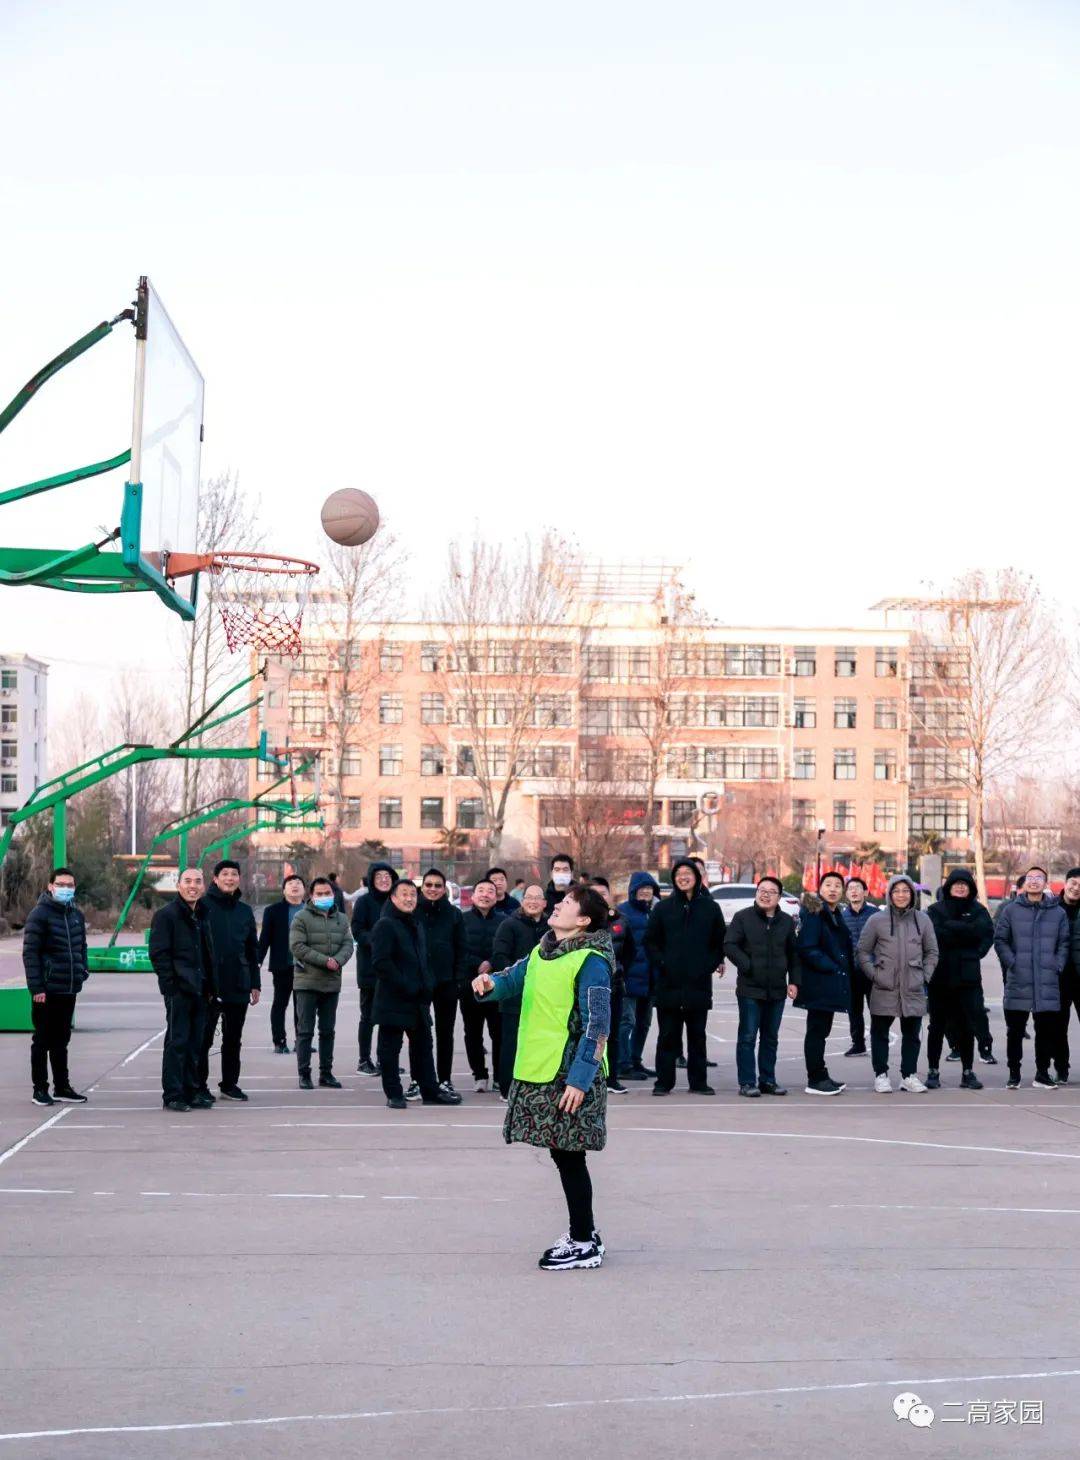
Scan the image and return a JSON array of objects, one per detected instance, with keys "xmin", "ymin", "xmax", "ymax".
[
  {"xmin": 565, "ymin": 884, "xmax": 609, "ymax": 933},
  {"xmin": 310, "ymin": 877, "xmax": 334, "ymax": 895},
  {"xmin": 282, "ymin": 874, "xmax": 305, "ymax": 890}
]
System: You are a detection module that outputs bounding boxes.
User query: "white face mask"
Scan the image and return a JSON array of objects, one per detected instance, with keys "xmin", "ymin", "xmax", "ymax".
[{"xmin": 552, "ymin": 870, "xmax": 572, "ymax": 889}]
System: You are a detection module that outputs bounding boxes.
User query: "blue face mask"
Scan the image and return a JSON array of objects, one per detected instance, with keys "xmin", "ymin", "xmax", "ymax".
[
  {"xmin": 313, "ymin": 896, "xmax": 335, "ymax": 910},
  {"xmin": 52, "ymin": 886, "xmax": 75, "ymax": 904}
]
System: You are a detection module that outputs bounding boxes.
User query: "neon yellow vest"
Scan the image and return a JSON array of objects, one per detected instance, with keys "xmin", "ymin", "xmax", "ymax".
[{"xmin": 514, "ymin": 944, "xmax": 609, "ymax": 1084}]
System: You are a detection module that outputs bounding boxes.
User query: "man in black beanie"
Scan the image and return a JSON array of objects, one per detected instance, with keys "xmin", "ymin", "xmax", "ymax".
[{"xmin": 1055, "ymin": 867, "xmax": 1080, "ymax": 1082}]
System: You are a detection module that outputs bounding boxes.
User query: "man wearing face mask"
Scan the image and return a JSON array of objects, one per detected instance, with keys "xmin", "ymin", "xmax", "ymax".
[
  {"xmin": 351, "ymin": 861, "xmax": 399, "ymax": 1074},
  {"xmin": 196, "ymin": 860, "xmax": 260, "ymax": 1103},
  {"xmin": 460, "ymin": 878, "xmax": 506, "ymax": 1091},
  {"xmin": 22, "ymin": 867, "xmax": 90, "ymax": 1107},
  {"xmin": 289, "ymin": 877, "xmax": 354, "ymax": 1089},
  {"xmin": 545, "ymin": 854, "xmax": 576, "ymax": 920}
]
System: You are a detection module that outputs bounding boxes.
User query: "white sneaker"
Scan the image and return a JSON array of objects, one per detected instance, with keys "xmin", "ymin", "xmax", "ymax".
[
  {"xmin": 474, "ymin": 1077, "xmax": 489, "ymax": 1093},
  {"xmin": 874, "ymin": 1073, "xmax": 893, "ymax": 1094},
  {"xmin": 900, "ymin": 1074, "xmax": 927, "ymax": 1093}
]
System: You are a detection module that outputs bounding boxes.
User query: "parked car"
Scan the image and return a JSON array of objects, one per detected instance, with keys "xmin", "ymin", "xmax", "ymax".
[{"xmin": 708, "ymin": 882, "xmax": 802, "ymax": 922}]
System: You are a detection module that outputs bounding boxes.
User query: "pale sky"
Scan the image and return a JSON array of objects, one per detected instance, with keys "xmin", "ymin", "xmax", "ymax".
[{"xmin": 2, "ymin": 0, "xmax": 1079, "ymax": 720}]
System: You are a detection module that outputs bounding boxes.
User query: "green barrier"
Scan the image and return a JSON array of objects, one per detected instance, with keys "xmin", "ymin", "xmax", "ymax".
[
  {"xmin": 87, "ymin": 945, "xmax": 153, "ymax": 973},
  {"xmin": 0, "ymin": 986, "xmax": 33, "ymax": 1032}
]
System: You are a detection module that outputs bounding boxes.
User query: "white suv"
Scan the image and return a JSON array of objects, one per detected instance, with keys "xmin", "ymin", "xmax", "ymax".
[{"xmin": 708, "ymin": 882, "xmax": 802, "ymax": 922}]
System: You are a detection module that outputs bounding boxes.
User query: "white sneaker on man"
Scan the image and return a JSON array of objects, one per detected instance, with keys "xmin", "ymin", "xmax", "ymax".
[
  {"xmin": 900, "ymin": 1074, "xmax": 927, "ymax": 1093},
  {"xmin": 874, "ymin": 1073, "xmax": 893, "ymax": 1094}
]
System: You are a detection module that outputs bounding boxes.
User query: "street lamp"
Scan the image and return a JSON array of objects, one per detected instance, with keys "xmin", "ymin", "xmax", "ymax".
[{"xmin": 815, "ymin": 819, "xmax": 827, "ymax": 891}]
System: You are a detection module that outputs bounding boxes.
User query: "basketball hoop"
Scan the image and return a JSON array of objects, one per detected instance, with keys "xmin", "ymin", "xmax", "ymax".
[{"xmin": 163, "ymin": 550, "xmax": 320, "ymax": 656}]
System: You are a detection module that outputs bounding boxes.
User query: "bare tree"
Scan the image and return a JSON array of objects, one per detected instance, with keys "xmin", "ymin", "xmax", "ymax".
[
  {"xmin": 105, "ymin": 672, "xmax": 178, "ymax": 851},
  {"xmin": 430, "ymin": 534, "xmax": 576, "ymax": 860},
  {"xmin": 912, "ymin": 569, "xmax": 1062, "ymax": 896},
  {"xmin": 712, "ymin": 784, "xmax": 811, "ymax": 880}
]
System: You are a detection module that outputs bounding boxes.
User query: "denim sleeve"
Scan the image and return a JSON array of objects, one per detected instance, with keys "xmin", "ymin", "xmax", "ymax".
[
  {"xmin": 475, "ymin": 956, "xmax": 529, "ymax": 1002},
  {"xmin": 567, "ymin": 954, "xmax": 611, "ymax": 1090}
]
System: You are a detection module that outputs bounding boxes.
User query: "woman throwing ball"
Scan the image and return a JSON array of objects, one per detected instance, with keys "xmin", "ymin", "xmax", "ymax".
[{"xmin": 472, "ymin": 885, "xmax": 613, "ymax": 1270}]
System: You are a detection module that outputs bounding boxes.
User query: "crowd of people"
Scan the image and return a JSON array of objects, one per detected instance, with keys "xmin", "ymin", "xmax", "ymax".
[{"xmin": 18, "ymin": 854, "xmax": 1080, "ymax": 1269}]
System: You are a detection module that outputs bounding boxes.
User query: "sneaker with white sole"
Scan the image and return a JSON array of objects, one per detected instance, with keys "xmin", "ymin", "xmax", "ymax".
[
  {"xmin": 474, "ymin": 1077, "xmax": 489, "ymax": 1093},
  {"xmin": 804, "ymin": 1078, "xmax": 844, "ymax": 1096},
  {"xmin": 874, "ymin": 1073, "xmax": 893, "ymax": 1094},
  {"xmin": 538, "ymin": 1234, "xmax": 603, "ymax": 1271},
  {"xmin": 404, "ymin": 1082, "xmax": 421, "ymax": 1102},
  {"xmin": 1033, "ymin": 1073, "xmax": 1059, "ymax": 1090},
  {"xmin": 438, "ymin": 1080, "xmax": 458, "ymax": 1097},
  {"xmin": 899, "ymin": 1074, "xmax": 927, "ymax": 1093}
]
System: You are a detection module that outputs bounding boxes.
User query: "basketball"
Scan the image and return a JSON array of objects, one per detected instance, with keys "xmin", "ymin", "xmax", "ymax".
[{"xmin": 320, "ymin": 488, "xmax": 381, "ymax": 547}]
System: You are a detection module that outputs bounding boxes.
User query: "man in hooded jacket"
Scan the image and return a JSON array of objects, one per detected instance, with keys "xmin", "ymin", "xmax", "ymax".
[
  {"xmin": 351, "ymin": 861, "xmax": 398, "ymax": 1074},
  {"xmin": 793, "ymin": 871, "xmax": 854, "ymax": 1096},
  {"xmin": 1055, "ymin": 866, "xmax": 1080, "ymax": 1081},
  {"xmin": 925, "ymin": 868, "xmax": 994, "ymax": 1090},
  {"xmin": 856, "ymin": 874, "xmax": 938, "ymax": 1094},
  {"xmin": 618, "ymin": 871, "xmax": 661, "ymax": 1079},
  {"xmin": 644, "ymin": 859, "xmax": 726, "ymax": 1095}
]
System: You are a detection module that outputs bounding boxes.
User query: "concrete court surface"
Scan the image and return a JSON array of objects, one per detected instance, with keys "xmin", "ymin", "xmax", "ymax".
[{"xmin": 0, "ymin": 942, "xmax": 1078, "ymax": 1458}]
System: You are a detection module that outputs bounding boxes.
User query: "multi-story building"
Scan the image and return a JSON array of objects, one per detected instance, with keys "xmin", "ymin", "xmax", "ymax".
[
  {"xmin": 0, "ymin": 654, "xmax": 48, "ymax": 828},
  {"xmin": 248, "ymin": 574, "xmax": 970, "ymax": 878}
]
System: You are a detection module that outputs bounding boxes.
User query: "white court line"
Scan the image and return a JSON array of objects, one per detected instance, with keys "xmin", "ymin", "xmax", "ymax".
[
  {"xmin": 618, "ymin": 1125, "xmax": 1080, "ymax": 1161},
  {"xmin": 0, "ymin": 1107, "xmax": 70, "ymax": 1168},
  {"xmin": 120, "ymin": 1027, "xmax": 166, "ymax": 1065},
  {"xmin": 49, "ymin": 1124, "xmax": 126, "ymax": 1130},
  {"xmin": 0, "ymin": 1187, "xmax": 73, "ymax": 1195},
  {"xmin": 3, "ymin": 1366, "xmax": 1078, "ymax": 1443},
  {"xmin": 832, "ymin": 1202, "xmax": 1080, "ymax": 1216}
]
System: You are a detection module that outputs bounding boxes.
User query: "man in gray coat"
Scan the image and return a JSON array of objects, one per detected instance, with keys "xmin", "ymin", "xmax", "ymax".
[
  {"xmin": 994, "ymin": 865, "xmax": 1068, "ymax": 1090},
  {"xmin": 857, "ymin": 874, "xmax": 938, "ymax": 1094}
]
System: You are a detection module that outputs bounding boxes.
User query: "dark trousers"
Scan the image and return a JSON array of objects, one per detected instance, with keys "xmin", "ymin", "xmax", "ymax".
[
  {"xmin": 871, "ymin": 1013, "xmax": 922, "ymax": 1078},
  {"xmin": 30, "ymin": 993, "xmax": 76, "ymax": 1091},
  {"xmin": 498, "ymin": 1005, "xmax": 520, "ymax": 1097},
  {"xmin": 927, "ymin": 981, "xmax": 982, "ymax": 1070},
  {"xmin": 948, "ymin": 987, "xmax": 993, "ymax": 1056},
  {"xmin": 803, "ymin": 1007, "xmax": 836, "ymax": 1083},
  {"xmin": 631, "ymin": 997, "xmax": 653, "ymax": 1066},
  {"xmin": 1006, "ymin": 1008, "xmax": 1056, "ymax": 1078},
  {"xmin": 357, "ymin": 984, "xmax": 376, "ymax": 1064},
  {"xmin": 460, "ymin": 988, "xmax": 502, "ymax": 1081},
  {"xmin": 550, "ymin": 1148, "xmax": 594, "ymax": 1243},
  {"xmin": 607, "ymin": 986, "xmax": 623, "ymax": 1080},
  {"xmin": 379, "ymin": 1014, "xmax": 439, "ymax": 1102},
  {"xmin": 198, "ymin": 998, "xmax": 249, "ymax": 1090},
  {"xmin": 655, "ymin": 1006, "xmax": 708, "ymax": 1090},
  {"xmin": 736, "ymin": 995, "xmax": 786, "ymax": 1087},
  {"xmin": 162, "ymin": 990, "xmax": 207, "ymax": 1104},
  {"xmin": 270, "ymin": 970, "xmax": 295, "ymax": 1048},
  {"xmin": 848, "ymin": 976, "xmax": 869, "ymax": 1050},
  {"xmin": 1053, "ymin": 978, "xmax": 1080, "ymax": 1077},
  {"xmin": 432, "ymin": 983, "xmax": 459, "ymax": 1085},
  {"xmin": 294, "ymin": 989, "xmax": 339, "ymax": 1074}
]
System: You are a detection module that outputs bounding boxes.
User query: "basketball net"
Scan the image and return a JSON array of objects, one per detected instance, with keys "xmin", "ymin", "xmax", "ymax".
[{"xmin": 205, "ymin": 553, "xmax": 321, "ymax": 657}]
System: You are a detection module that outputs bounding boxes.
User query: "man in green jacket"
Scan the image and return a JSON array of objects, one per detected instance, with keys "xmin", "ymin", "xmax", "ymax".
[{"xmin": 289, "ymin": 877, "xmax": 354, "ymax": 1090}]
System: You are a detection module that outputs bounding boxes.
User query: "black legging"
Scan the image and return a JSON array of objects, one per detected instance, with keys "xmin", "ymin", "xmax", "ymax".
[{"xmin": 549, "ymin": 1148, "xmax": 594, "ymax": 1242}]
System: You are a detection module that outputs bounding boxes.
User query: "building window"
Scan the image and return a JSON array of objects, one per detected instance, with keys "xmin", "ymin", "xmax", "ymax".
[
  {"xmin": 421, "ymin": 744, "xmax": 445, "ymax": 777},
  {"xmin": 380, "ymin": 642, "xmax": 403, "ymax": 672},
  {"xmin": 874, "ymin": 800, "xmax": 898, "ymax": 833},
  {"xmin": 420, "ymin": 796, "xmax": 444, "ymax": 829},
  {"xmin": 421, "ymin": 641, "xmax": 442, "ymax": 672},
  {"xmin": 793, "ymin": 697, "xmax": 816, "ymax": 729},
  {"xmin": 0, "ymin": 669, "xmax": 15, "ymax": 691},
  {"xmin": 419, "ymin": 692, "xmax": 445, "ymax": 725},
  {"xmin": 833, "ymin": 799, "xmax": 856, "ymax": 832},
  {"xmin": 793, "ymin": 749, "xmax": 816, "ymax": 780},
  {"xmin": 582, "ymin": 698, "xmax": 652, "ymax": 735},
  {"xmin": 910, "ymin": 797, "xmax": 969, "ymax": 835},
  {"xmin": 533, "ymin": 695, "xmax": 572, "ymax": 728},
  {"xmin": 666, "ymin": 746, "xmax": 781, "ymax": 780},
  {"xmin": 288, "ymin": 690, "xmax": 324, "ymax": 736},
  {"xmin": 518, "ymin": 744, "xmax": 572, "ymax": 778},
  {"xmin": 342, "ymin": 797, "xmax": 362, "ymax": 828},
  {"xmin": 834, "ymin": 646, "xmax": 857, "ymax": 677},
  {"xmin": 456, "ymin": 746, "xmax": 477, "ymax": 776},
  {"xmin": 792, "ymin": 798, "xmax": 816, "ymax": 830},
  {"xmin": 378, "ymin": 694, "xmax": 403, "ymax": 724},
  {"xmin": 833, "ymin": 697, "xmax": 857, "ymax": 730},
  {"xmin": 378, "ymin": 797, "xmax": 403, "ymax": 829},
  {"xmin": 0, "ymin": 706, "xmax": 16, "ymax": 728},
  {"xmin": 340, "ymin": 747, "xmax": 362, "ymax": 777},
  {"xmin": 793, "ymin": 646, "xmax": 816, "ymax": 677},
  {"xmin": 457, "ymin": 797, "xmax": 486, "ymax": 829},
  {"xmin": 0, "ymin": 739, "xmax": 16, "ymax": 764},
  {"xmin": 875, "ymin": 647, "xmax": 899, "ymax": 678},
  {"xmin": 833, "ymin": 748, "xmax": 856, "ymax": 780},
  {"xmin": 583, "ymin": 646, "xmax": 653, "ymax": 682},
  {"xmin": 669, "ymin": 798, "xmax": 697, "ymax": 827},
  {"xmin": 874, "ymin": 748, "xmax": 897, "ymax": 781},
  {"xmin": 911, "ymin": 645, "xmax": 968, "ymax": 683},
  {"xmin": 874, "ymin": 698, "xmax": 899, "ymax": 730},
  {"xmin": 910, "ymin": 747, "xmax": 968, "ymax": 785},
  {"xmin": 1, "ymin": 773, "xmax": 16, "ymax": 794},
  {"xmin": 379, "ymin": 744, "xmax": 402, "ymax": 776},
  {"xmin": 910, "ymin": 697, "xmax": 966, "ymax": 735}
]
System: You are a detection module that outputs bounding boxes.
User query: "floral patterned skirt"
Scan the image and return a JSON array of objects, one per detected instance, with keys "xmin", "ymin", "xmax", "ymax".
[{"xmin": 502, "ymin": 1044, "xmax": 607, "ymax": 1153}]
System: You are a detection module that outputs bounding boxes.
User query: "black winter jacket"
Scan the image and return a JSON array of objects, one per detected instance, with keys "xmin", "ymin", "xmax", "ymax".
[
  {"xmin": 926, "ymin": 871, "xmax": 994, "ymax": 989},
  {"xmin": 724, "ymin": 905, "xmax": 798, "ymax": 1001},
  {"xmin": 644, "ymin": 862, "xmax": 727, "ymax": 1012},
  {"xmin": 417, "ymin": 894, "xmax": 468, "ymax": 988},
  {"xmin": 149, "ymin": 896, "xmax": 214, "ymax": 999},
  {"xmin": 22, "ymin": 894, "xmax": 90, "ymax": 997},
  {"xmin": 258, "ymin": 899, "xmax": 304, "ymax": 976},
  {"xmin": 793, "ymin": 897, "xmax": 854, "ymax": 1013},
  {"xmin": 460, "ymin": 906, "xmax": 506, "ymax": 989},
  {"xmin": 200, "ymin": 886, "xmax": 260, "ymax": 1001},
  {"xmin": 371, "ymin": 903, "xmax": 435, "ymax": 1026},
  {"xmin": 350, "ymin": 861, "xmax": 399, "ymax": 989},
  {"xmin": 492, "ymin": 908, "xmax": 547, "ymax": 971},
  {"xmin": 607, "ymin": 909, "xmax": 636, "ymax": 995}
]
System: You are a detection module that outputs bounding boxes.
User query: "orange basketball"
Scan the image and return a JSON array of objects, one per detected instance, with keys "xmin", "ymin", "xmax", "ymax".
[{"xmin": 320, "ymin": 489, "xmax": 380, "ymax": 547}]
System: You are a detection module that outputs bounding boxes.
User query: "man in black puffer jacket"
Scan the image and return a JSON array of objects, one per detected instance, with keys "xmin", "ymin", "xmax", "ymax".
[
  {"xmin": 417, "ymin": 867, "xmax": 468, "ymax": 1091},
  {"xmin": 372, "ymin": 881, "xmax": 462, "ymax": 1109},
  {"xmin": 644, "ymin": 859, "xmax": 726, "ymax": 1095},
  {"xmin": 22, "ymin": 867, "xmax": 90, "ymax": 1106},
  {"xmin": 490, "ymin": 884, "xmax": 547, "ymax": 1096},
  {"xmin": 724, "ymin": 877, "xmax": 797, "ymax": 1097},
  {"xmin": 149, "ymin": 868, "xmax": 216, "ymax": 1111},
  {"xmin": 351, "ymin": 861, "xmax": 398, "ymax": 1074},
  {"xmin": 197, "ymin": 860, "xmax": 260, "ymax": 1102},
  {"xmin": 459, "ymin": 878, "xmax": 506, "ymax": 1091},
  {"xmin": 925, "ymin": 868, "xmax": 994, "ymax": 1090}
]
